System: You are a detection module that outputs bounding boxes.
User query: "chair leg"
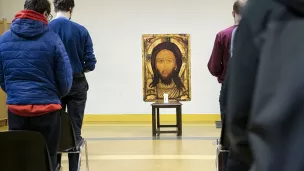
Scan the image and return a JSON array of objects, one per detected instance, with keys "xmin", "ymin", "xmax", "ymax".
[
  {"xmin": 152, "ymin": 106, "xmax": 156, "ymax": 137},
  {"xmin": 56, "ymin": 163, "xmax": 61, "ymax": 171},
  {"xmin": 77, "ymin": 147, "xmax": 83, "ymax": 171},
  {"xmin": 215, "ymin": 139, "xmax": 219, "ymax": 171},
  {"xmin": 84, "ymin": 140, "xmax": 90, "ymax": 171}
]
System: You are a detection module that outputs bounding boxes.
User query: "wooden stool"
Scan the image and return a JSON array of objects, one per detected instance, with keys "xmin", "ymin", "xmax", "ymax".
[{"xmin": 151, "ymin": 100, "xmax": 182, "ymax": 137}]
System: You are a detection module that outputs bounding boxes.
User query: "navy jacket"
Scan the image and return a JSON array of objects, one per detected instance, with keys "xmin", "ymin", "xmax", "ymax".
[
  {"xmin": 49, "ymin": 17, "xmax": 97, "ymax": 74},
  {"xmin": 0, "ymin": 16, "xmax": 72, "ymax": 105}
]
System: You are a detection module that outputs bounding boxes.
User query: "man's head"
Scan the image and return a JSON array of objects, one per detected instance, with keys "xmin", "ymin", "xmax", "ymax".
[
  {"xmin": 149, "ymin": 42, "xmax": 185, "ymax": 89},
  {"xmin": 24, "ymin": 0, "xmax": 52, "ymax": 21},
  {"xmin": 54, "ymin": 0, "xmax": 75, "ymax": 19},
  {"xmin": 155, "ymin": 49, "xmax": 177, "ymax": 80},
  {"xmin": 232, "ymin": 0, "xmax": 247, "ymax": 24}
]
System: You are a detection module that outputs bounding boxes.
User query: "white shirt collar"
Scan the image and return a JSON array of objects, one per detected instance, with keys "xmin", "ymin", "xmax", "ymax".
[{"xmin": 55, "ymin": 11, "xmax": 70, "ymax": 19}]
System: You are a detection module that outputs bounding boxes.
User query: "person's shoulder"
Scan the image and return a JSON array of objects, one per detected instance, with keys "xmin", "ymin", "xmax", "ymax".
[
  {"xmin": 0, "ymin": 30, "xmax": 13, "ymax": 43},
  {"xmin": 43, "ymin": 29, "xmax": 60, "ymax": 38},
  {"xmin": 217, "ymin": 25, "xmax": 237, "ymax": 36},
  {"xmin": 57, "ymin": 19, "xmax": 89, "ymax": 36},
  {"xmin": 0, "ymin": 30, "xmax": 21, "ymax": 50},
  {"xmin": 42, "ymin": 30, "xmax": 63, "ymax": 46},
  {"xmin": 49, "ymin": 18, "xmax": 65, "ymax": 26},
  {"xmin": 49, "ymin": 18, "xmax": 77, "ymax": 30},
  {"xmin": 71, "ymin": 21, "xmax": 89, "ymax": 34}
]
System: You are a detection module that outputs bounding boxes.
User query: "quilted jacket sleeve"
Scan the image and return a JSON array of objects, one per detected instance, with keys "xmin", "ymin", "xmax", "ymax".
[
  {"xmin": 54, "ymin": 38, "xmax": 73, "ymax": 97},
  {"xmin": 0, "ymin": 60, "xmax": 5, "ymax": 92}
]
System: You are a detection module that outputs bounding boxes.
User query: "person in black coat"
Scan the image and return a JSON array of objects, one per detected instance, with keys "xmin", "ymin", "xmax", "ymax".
[
  {"xmin": 220, "ymin": 35, "xmax": 250, "ymax": 171},
  {"xmin": 219, "ymin": 1, "xmax": 249, "ymax": 170},
  {"xmin": 226, "ymin": 0, "xmax": 304, "ymax": 170},
  {"xmin": 225, "ymin": 0, "xmax": 274, "ymax": 166}
]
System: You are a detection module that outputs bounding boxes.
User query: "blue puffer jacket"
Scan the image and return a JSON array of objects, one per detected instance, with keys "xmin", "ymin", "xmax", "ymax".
[{"xmin": 0, "ymin": 16, "xmax": 73, "ymax": 105}]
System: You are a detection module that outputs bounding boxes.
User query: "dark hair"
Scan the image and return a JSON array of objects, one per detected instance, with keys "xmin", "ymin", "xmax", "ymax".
[
  {"xmin": 54, "ymin": 0, "xmax": 75, "ymax": 12},
  {"xmin": 233, "ymin": 0, "xmax": 246, "ymax": 15},
  {"xmin": 24, "ymin": 0, "xmax": 51, "ymax": 15},
  {"xmin": 150, "ymin": 41, "xmax": 185, "ymax": 90}
]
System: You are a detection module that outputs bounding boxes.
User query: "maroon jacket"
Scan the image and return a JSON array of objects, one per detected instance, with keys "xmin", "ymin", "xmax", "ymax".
[{"xmin": 208, "ymin": 25, "xmax": 237, "ymax": 83}]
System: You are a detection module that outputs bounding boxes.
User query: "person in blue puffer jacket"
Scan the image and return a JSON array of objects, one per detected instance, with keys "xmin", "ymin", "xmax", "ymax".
[{"xmin": 0, "ymin": 0, "xmax": 72, "ymax": 170}]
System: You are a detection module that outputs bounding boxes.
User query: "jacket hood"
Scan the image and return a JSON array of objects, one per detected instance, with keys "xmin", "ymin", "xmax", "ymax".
[
  {"xmin": 277, "ymin": 0, "xmax": 304, "ymax": 15},
  {"xmin": 10, "ymin": 10, "xmax": 48, "ymax": 38}
]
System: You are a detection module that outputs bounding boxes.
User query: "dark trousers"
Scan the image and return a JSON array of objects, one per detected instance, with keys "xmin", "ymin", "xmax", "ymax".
[
  {"xmin": 219, "ymin": 83, "xmax": 226, "ymax": 121},
  {"xmin": 219, "ymin": 84, "xmax": 249, "ymax": 171},
  {"xmin": 221, "ymin": 150, "xmax": 229, "ymax": 171},
  {"xmin": 8, "ymin": 110, "xmax": 61, "ymax": 171},
  {"xmin": 226, "ymin": 151, "xmax": 250, "ymax": 171},
  {"xmin": 219, "ymin": 83, "xmax": 229, "ymax": 171},
  {"xmin": 57, "ymin": 77, "xmax": 88, "ymax": 171}
]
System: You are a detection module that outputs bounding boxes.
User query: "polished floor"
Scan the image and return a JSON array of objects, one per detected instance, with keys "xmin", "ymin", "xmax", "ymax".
[{"xmin": 1, "ymin": 122, "xmax": 221, "ymax": 171}]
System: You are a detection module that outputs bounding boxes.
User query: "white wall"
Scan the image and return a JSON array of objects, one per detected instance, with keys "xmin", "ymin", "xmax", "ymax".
[
  {"xmin": 0, "ymin": 0, "xmax": 21, "ymax": 20},
  {"xmin": 1, "ymin": 0, "xmax": 236, "ymax": 115},
  {"xmin": 0, "ymin": 0, "xmax": 2, "ymax": 18}
]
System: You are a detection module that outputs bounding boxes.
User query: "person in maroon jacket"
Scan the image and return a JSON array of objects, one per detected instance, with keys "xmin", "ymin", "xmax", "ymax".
[{"xmin": 208, "ymin": 0, "xmax": 245, "ymax": 121}]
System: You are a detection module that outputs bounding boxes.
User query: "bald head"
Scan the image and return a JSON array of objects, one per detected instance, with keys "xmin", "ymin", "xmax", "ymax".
[{"xmin": 232, "ymin": 0, "xmax": 247, "ymax": 24}]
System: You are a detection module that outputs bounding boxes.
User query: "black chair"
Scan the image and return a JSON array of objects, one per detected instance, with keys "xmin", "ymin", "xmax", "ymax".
[
  {"xmin": 0, "ymin": 130, "xmax": 54, "ymax": 171},
  {"xmin": 57, "ymin": 111, "xmax": 89, "ymax": 171}
]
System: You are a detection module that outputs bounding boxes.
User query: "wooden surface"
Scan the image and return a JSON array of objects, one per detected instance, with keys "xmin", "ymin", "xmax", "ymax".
[
  {"xmin": 0, "ymin": 119, "xmax": 7, "ymax": 127},
  {"xmin": 0, "ymin": 18, "xmax": 10, "ymax": 35},
  {"xmin": 0, "ymin": 90, "xmax": 7, "ymax": 123},
  {"xmin": 0, "ymin": 123, "xmax": 221, "ymax": 171},
  {"xmin": 152, "ymin": 101, "xmax": 183, "ymax": 136}
]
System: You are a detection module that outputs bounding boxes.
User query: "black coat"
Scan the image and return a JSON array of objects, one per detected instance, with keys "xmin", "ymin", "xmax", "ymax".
[
  {"xmin": 219, "ymin": 59, "xmax": 231, "ymax": 149},
  {"xmin": 226, "ymin": 0, "xmax": 304, "ymax": 170}
]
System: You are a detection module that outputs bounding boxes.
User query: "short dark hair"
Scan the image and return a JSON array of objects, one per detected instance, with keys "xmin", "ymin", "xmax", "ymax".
[
  {"xmin": 24, "ymin": 0, "xmax": 51, "ymax": 15},
  {"xmin": 233, "ymin": 0, "xmax": 246, "ymax": 15},
  {"xmin": 54, "ymin": 0, "xmax": 75, "ymax": 12}
]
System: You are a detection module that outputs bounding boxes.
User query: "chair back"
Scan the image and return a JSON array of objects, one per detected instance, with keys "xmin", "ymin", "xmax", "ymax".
[
  {"xmin": 58, "ymin": 110, "xmax": 77, "ymax": 151},
  {"xmin": 0, "ymin": 130, "xmax": 52, "ymax": 171}
]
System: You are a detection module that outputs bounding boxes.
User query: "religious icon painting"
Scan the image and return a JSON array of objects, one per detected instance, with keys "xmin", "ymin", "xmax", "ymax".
[{"xmin": 142, "ymin": 34, "xmax": 191, "ymax": 102}]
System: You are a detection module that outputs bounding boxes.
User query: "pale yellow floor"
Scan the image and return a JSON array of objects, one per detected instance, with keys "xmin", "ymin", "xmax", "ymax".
[
  {"xmin": 0, "ymin": 123, "xmax": 221, "ymax": 171},
  {"xmin": 59, "ymin": 123, "xmax": 221, "ymax": 171}
]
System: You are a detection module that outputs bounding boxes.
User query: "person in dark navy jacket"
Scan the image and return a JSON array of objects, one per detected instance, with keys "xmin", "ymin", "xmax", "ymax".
[
  {"xmin": 49, "ymin": 0, "xmax": 97, "ymax": 170},
  {"xmin": 0, "ymin": 0, "xmax": 72, "ymax": 170}
]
